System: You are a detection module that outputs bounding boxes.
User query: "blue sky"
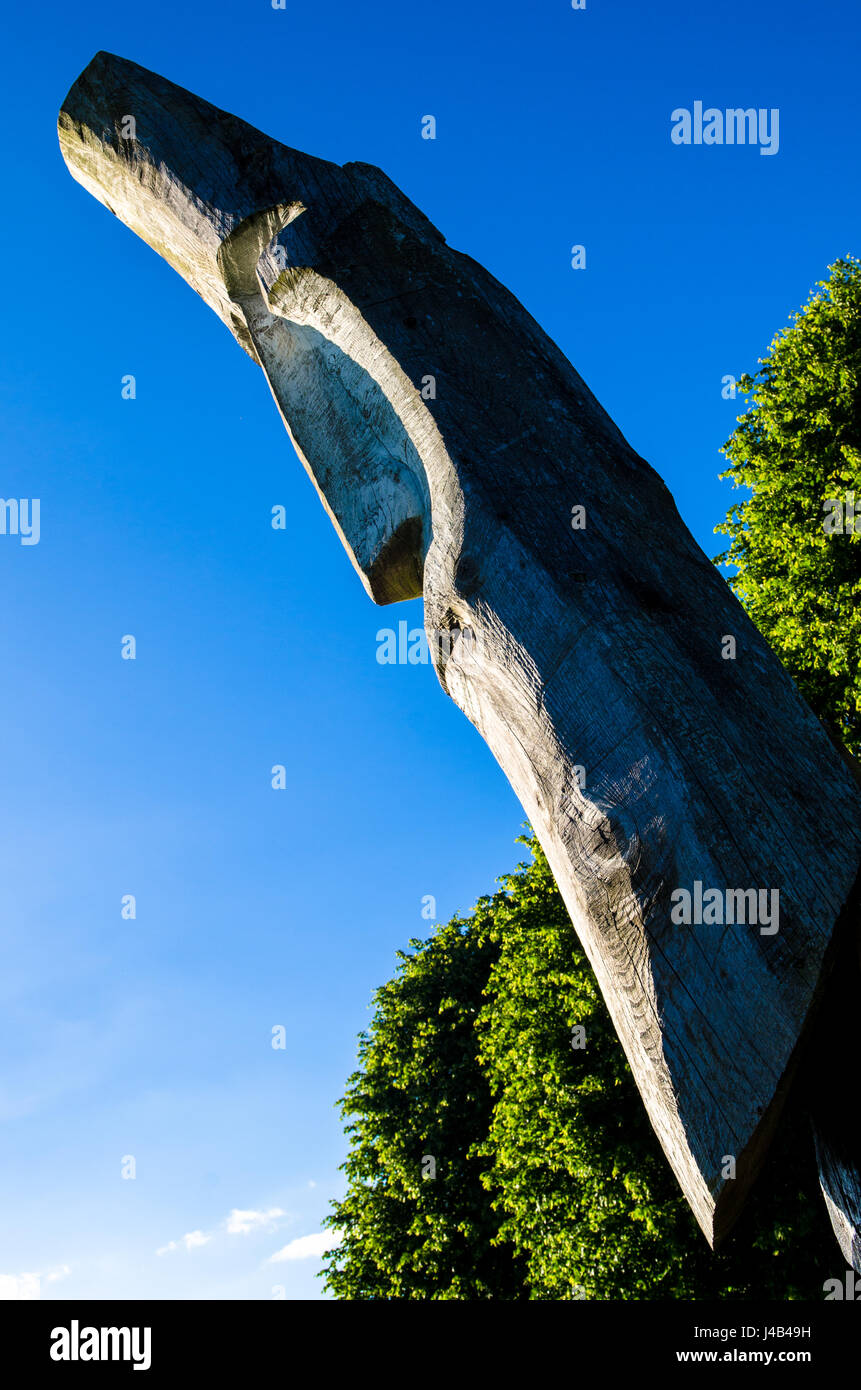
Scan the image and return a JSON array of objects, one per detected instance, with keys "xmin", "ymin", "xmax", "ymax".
[{"xmin": 1, "ymin": 0, "xmax": 859, "ymax": 1299}]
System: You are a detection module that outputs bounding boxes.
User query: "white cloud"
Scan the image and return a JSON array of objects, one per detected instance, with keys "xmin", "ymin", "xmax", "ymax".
[
  {"xmin": 156, "ymin": 1230, "xmax": 210, "ymax": 1256},
  {"xmin": 0, "ymin": 1272, "xmax": 40, "ymax": 1300},
  {"xmin": 226, "ymin": 1208, "xmax": 285, "ymax": 1236},
  {"xmin": 268, "ymin": 1232, "xmax": 337, "ymax": 1263},
  {"xmin": 0, "ymin": 1265, "xmax": 71, "ymax": 1299},
  {"xmin": 156, "ymin": 1204, "xmax": 288, "ymax": 1255}
]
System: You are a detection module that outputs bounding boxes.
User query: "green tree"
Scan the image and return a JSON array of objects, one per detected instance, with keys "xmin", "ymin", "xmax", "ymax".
[
  {"xmin": 322, "ymin": 838, "xmax": 835, "ymax": 1299},
  {"xmin": 321, "ymin": 916, "xmax": 528, "ymax": 1299},
  {"xmin": 715, "ymin": 256, "xmax": 861, "ymax": 757}
]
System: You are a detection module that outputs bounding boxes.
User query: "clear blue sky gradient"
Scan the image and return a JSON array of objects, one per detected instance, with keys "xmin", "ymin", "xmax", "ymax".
[{"xmin": 1, "ymin": 0, "xmax": 859, "ymax": 1299}]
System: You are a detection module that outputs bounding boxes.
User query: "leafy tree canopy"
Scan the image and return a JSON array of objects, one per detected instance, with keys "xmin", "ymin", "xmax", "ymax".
[
  {"xmin": 715, "ymin": 256, "xmax": 861, "ymax": 757},
  {"xmin": 322, "ymin": 838, "xmax": 834, "ymax": 1299}
]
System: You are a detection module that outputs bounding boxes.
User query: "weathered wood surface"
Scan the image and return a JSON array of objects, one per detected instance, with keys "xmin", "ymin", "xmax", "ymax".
[
  {"xmin": 59, "ymin": 52, "xmax": 861, "ymax": 1249},
  {"xmin": 814, "ymin": 1109, "xmax": 861, "ymax": 1274},
  {"xmin": 805, "ymin": 931, "xmax": 861, "ymax": 1271}
]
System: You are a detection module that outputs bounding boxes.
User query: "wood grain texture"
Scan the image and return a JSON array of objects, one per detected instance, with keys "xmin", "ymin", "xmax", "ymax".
[
  {"xmin": 59, "ymin": 52, "xmax": 861, "ymax": 1248},
  {"xmin": 803, "ymin": 923, "xmax": 861, "ymax": 1272}
]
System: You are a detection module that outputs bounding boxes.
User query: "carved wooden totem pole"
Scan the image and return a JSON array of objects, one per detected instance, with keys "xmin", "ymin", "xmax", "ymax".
[{"xmin": 59, "ymin": 52, "xmax": 861, "ymax": 1270}]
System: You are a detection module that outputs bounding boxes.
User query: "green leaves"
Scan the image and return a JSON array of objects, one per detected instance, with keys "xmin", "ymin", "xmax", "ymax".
[
  {"xmin": 321, "ymin": 915, "xmax": 527, "ymax": 1300},
  {"xmin": 715, "ymin": 257, "xmax": 861, "ymax": 756},
  {"xmin": 321, "ymin": 837, "xmax": 835, "ymax": 1299}
]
